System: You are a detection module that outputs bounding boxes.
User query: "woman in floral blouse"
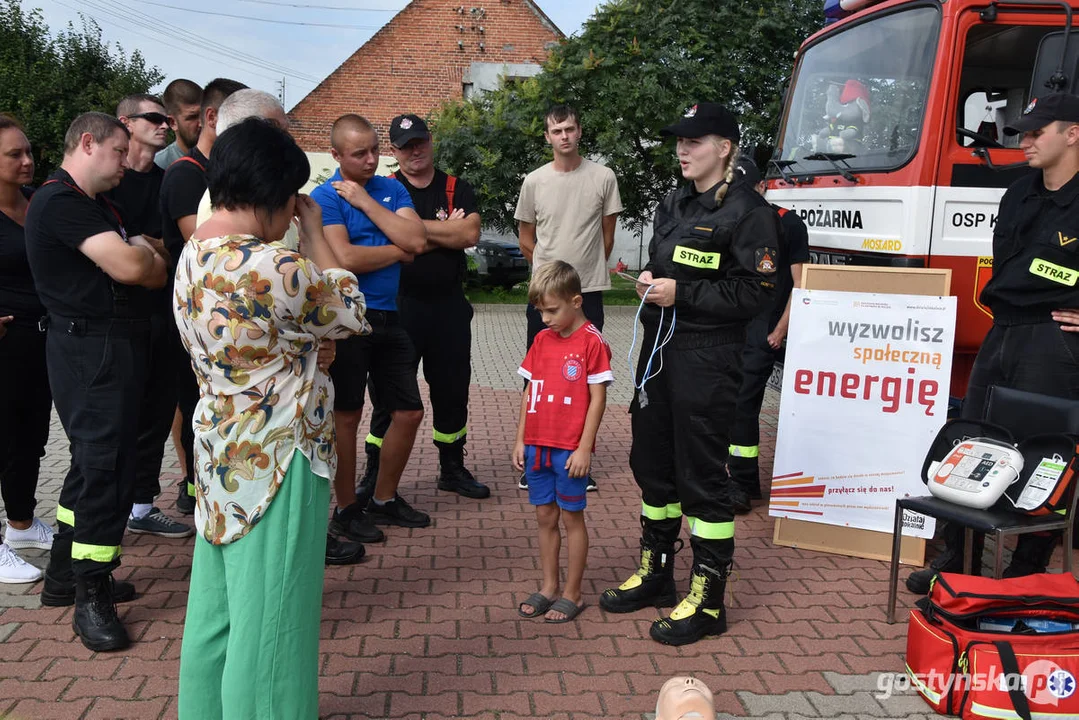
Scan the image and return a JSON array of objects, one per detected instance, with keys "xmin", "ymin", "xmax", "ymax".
[{"xmin": 174, "ymin": 117, "xmax": 370, "ymax": 719}]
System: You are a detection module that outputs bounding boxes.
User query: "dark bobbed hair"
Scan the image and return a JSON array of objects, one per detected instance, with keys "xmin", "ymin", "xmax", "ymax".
[
  {"xmin": 0, "ymin": 113, "xmax": 25, "ymax": 132},
  {"xmin": 208, "ymin": 117, "xmax": 310, "ymax": 217}
]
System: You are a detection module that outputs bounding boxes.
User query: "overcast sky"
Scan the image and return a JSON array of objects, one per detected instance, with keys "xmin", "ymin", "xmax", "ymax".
[{"xmin": 28, "ymin": 0, "xmax": 604, "ymax": 111}]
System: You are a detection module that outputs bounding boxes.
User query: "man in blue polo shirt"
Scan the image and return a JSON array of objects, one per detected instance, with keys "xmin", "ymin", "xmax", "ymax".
[{"xmin": 312, "ymin": 114, "xmax": 428, "ymax": 544}]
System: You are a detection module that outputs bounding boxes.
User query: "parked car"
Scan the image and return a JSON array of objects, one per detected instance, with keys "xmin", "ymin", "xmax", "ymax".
[{"xmin": 465, "ymin": 238, "xmax": 530, "ymax": 289}]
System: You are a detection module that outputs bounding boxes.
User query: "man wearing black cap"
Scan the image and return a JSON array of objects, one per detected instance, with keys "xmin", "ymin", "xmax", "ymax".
[
  {"xmin": 906, "ymin": 92, "xmax": 1079, "ymax": 594},
  {"xmin": 727, "ymin": 158, "xmax": 810, "ymax": 514},
  {"xmin": 357, "ymin": 114, "xmax": 489, "ymax": 501}
]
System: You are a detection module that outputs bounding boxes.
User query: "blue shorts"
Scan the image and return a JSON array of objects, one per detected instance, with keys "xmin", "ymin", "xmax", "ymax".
[{"xmin": 525, "ymin": 446, "xmax": 587, "ymax": 511}]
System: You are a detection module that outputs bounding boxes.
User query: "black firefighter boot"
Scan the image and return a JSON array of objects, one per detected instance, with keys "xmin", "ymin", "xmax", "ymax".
[
  {"xmin": 1003, "ymin": 532, "xmax": 1056, "ymax": 578},
  {"xmin": 600, "ymin": 516, "xmax": 682, "ymax": 613},
  {"xmin": 436, "ymin": 438, "xmax": 490, "ymax": 499},
  {"xmin": 41, "ymin": 525, "xmax": 135, "ymax": 607},
  {"xmin": 73, "ymin": 574, "xmax": 130, "ymax": 652},
  {"xmin": 906, "ymin": 521, "xmax": 983, "ymax": 595},
  {"xmin": 650, "ymin": 559, "xmax": 731, "ymax": 646}
]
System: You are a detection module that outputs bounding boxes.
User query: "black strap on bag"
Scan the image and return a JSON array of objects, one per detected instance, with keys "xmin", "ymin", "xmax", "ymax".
[{"xmin": 994, "ymin": 640, "xmax": 1033, "ymax": 720}]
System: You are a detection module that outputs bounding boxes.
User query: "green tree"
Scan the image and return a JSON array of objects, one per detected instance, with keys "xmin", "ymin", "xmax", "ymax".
[
  {"xmin": 0, "ymin": 0, "xmax": 162, "ymax": 183},
  {"xmin": 431, "ymin": 0, "xmax": 820, "ymax": 237}
]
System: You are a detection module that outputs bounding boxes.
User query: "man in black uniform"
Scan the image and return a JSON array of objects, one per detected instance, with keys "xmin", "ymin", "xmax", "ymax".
[
  {"xmin": 357, "ymin": 114, "xmax": 489, "ymax": 502},
  {"xmin": 727, "ymin": 158, "xmax": 810, "ymax": 513},
  {"xmin": 159, "ymin": 77, "xmax": 246, "ymax": 515},
  {"xmin": 110, "ymin": 93, "xmax": 194, "ymax": 539},
  {"xmin": 906, "ymin": 92, "xmax": 1079, "ymax": 593},
  {"xmin": 26, "ymin": 112, "xmax": 168, "ymax": 651}
]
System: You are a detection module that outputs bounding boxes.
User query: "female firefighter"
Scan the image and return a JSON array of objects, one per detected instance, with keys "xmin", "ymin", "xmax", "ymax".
[{"xmin": 600, "ymin": 102, "xmax": 783, "ymax": 646}]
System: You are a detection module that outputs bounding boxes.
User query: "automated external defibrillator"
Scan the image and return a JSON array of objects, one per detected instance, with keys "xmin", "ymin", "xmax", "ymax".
[
  {"xmin": 920, "ymin": 419, "xmax": 1078, "ymax": 515},
  {"xmin": 927, "ymin": 438, "xmax": 1023, "ymax": 509}
]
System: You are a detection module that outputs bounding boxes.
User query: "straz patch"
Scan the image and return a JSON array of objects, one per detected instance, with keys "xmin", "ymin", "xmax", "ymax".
[
  {"xmin": 1030, "ymin": 257, "xmax": 1078, "ymax": 286},
  {"xmin": 755, "ymin": 247, "xmax": 778, "ymax": 274},
  {"xmin": 673, "ymin": 245, "xmax": 720, "ymax": 269}
]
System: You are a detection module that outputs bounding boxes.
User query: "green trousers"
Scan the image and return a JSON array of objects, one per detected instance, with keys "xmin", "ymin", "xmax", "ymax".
[{"xmin": 179, "ymin": 450, "xmax": 329, "ymax": 720}]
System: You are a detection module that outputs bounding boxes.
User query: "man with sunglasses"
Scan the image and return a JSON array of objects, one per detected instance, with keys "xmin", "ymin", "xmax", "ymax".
[{"xmin": 108, "ymin": 94, "xmax": 194, "ymax": 540}]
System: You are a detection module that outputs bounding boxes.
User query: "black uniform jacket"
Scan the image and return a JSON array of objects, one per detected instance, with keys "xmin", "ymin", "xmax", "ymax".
[
  {"xmin": 981, "ymin": 170, "xmax": 1079, "ymax": 324},
  {"xmin": 643, "ymin": 179, "xmax": 781, "ymax": 335}
]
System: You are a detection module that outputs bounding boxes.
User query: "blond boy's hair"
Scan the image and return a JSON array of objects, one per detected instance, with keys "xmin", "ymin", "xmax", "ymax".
[{"xmin": 528, "ymin": 260, "xmax": 582, "ymax": 305}]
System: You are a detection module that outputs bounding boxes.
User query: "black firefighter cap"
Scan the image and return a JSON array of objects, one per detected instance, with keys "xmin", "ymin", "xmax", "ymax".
[
  {"xmin": 660, "ymin": 102, "xmax": 741, "ymax": 144},
  {"xmin": 389, "ymin": 114, "xmax": 430, "ymax": 148},
  {"xmin": 1004, "ymin": 93, "xmax": 1079, "ymax": 135}
]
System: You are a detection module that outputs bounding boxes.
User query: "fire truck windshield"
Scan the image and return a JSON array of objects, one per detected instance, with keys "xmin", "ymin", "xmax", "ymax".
[{"xmin": 774, "ymin": 4, "xmax": 941, "ymax": 178}]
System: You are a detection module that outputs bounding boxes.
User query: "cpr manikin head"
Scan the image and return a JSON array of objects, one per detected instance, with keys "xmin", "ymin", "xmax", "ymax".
[{"xmin": 655, "ymin": 676, "xmax": 715, "ymax": 720}]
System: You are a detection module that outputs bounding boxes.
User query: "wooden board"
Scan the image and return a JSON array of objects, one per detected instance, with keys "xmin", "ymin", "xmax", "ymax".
[{"xmin": 771, "ymin": 264, "xmax": 953, "ymax": 566}]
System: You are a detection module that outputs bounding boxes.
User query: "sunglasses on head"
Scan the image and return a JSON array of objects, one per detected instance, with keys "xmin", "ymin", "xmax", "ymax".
[{"xmin": 129, "ymin": 112, "xmax": 169, "ymax": 125}]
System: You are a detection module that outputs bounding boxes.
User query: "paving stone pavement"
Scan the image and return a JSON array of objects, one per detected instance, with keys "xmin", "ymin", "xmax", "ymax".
[{"xmin": 2, "ymin": 303, "xmax": 1075, "ymax": 719}]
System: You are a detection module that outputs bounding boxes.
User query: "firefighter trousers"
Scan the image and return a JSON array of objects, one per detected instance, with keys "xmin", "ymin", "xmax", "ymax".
[
  {"xmin": 47, "ymin": 317, "xmax": 148, "ymax": 579},
  {"xmin": 629, "ymin": 329, "xmax": 743, "ymax": 568},
  {"xmin": 368, "ymin": 292, "xmax": 473, "ymax": 447}
]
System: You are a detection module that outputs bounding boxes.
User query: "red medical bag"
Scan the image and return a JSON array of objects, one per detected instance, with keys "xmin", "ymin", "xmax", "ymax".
[{"xmin": 905, "ymin": 572, "xmax": 1079, "ymax": 719}]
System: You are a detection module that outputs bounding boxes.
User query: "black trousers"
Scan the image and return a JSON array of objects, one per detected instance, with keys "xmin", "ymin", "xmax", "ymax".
[
  {"xmin": 368, "ymin": 292, "xmax": 473, "ymax": 444},
  {"xmin": 0, "ymin": 323, "xmax": 52, "ymax": 523},
  {"xmin": 629, "ymin": 329, "xmax": 743, "ymax": 567},
  {"xmin": 172, "ymin": 327, "xmax": 199, "ymax": 499},
  {"xmin": 961, "ymin": 321, "xmax": 1079, "ymax": 565},
  {"xmin": 526, "ymin": 290, "xmax": 605, "ymax": 349},
  {"xmin": 133, "ymin": 313, "xmax": 179, "ymax": 504},
  {"xmin": 728, "ymin": 314, "xmax": 776, "ymax": 486},
  {"xmin": 47, "ymin": 317, "xmax": 148, "ymax": 579}
]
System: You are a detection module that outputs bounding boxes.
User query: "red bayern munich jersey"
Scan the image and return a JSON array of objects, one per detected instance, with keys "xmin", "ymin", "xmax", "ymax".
[{"xmin": 517, "ymin": 322, "xmax": 614, "ymax": 451}]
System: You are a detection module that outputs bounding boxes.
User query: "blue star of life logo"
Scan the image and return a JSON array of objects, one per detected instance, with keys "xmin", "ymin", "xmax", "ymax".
[{"xmin": 1049, "ymin": 669, "xmax": 1076, "ymax": 699}]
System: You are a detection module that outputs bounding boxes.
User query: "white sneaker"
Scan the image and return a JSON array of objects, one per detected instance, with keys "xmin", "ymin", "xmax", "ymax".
[
  {"xmin": 5, "ymin": 518, "xmax": 55, "ymax": 550},
  {"xmin": 0, "ymin": 543, "xmax": 43, "ymax": 584}
]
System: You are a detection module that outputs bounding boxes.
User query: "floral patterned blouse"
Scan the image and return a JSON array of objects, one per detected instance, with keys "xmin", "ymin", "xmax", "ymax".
[{"xmin": 173, "ymin": 234, "xmax": 370, "ymax": 545}]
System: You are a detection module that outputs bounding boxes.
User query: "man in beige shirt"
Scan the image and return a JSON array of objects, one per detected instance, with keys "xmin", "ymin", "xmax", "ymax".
[{"xmin": 514, "ymin": 104, "xmax": 622, "ymax": 491}]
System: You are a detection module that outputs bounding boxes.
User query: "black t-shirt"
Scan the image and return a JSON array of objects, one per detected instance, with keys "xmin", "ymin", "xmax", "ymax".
[
  {"xmin": 24, "ymin": 169, "xmax": 134, "ymax": 319},
  {"xmin": 108, "ymin": 163, "xmax": 164, "ymax": 239},
  {"xmin": 159, "ymin": 147, "xmax": 209, "ymax": 262},
  {"xmin": 0, "ymin": 187, "xmax": 46, "ymax": 328},
  {"xmin": 392, "ymin": 169, "xmax": 479, "ymax": 297},
  {"xmin": 770, "ymin": 205, "xmax": 811, "ymax": 328}
]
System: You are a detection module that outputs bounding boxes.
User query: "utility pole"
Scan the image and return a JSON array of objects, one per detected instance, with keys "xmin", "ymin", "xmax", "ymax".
[{"xmin": 277, "ymin": 77, "xmax": 286, "ymax": 108}]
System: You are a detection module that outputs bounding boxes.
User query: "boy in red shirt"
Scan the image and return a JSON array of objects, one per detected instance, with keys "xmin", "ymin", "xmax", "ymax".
[{"xmin": 512, "ymin": 260, "xmax": 613, "ymax": 623}]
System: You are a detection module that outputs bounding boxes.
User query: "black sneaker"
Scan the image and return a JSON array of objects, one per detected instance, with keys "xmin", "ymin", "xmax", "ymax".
[
  {"xmin": 329, "ymin": 503, "xmax": 385, "ymax": 544},
  {"xmin": 366, "ymin": 495, "xmax": 431, "ymax": 528},
  {"xmin": 518, "ymin": 473, "xmax": 529, "ymax": 490},
  {"xmin": 586, "ymin": 476, "xmax": 598, "ymax": 492},
  {"xmin": 176, "ymin": 483, "xmax": 195, "ymax": 516},
  {"xmin": 325, "ymin": 534, "xmax": 365, "ymax": 565}
]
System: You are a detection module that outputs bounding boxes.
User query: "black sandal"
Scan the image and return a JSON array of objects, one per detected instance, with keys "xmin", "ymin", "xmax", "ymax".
[{"xmin": 517, "ymin": 591, "xmax": 555, "ymax": 618}]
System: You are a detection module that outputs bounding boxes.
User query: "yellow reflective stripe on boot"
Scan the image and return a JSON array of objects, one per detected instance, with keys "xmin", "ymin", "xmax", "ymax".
[
  {"xmin": 364, "ymin": 434, "xmax": 384, "ymax": 448},
  {"xmin": 728, "ymin": 444, "xmax": 759, "ymax": 458},
  {"xmin": 71, "ymin": 542, "xmax": 121, "ymax": 563},
  {"xmin": 642, "ymin": 502, "xmax": 683, "ymax": 521},
  {"xmin": 432, "ymin": 425, "xmax": 467, "ymax": 444},
  {"xmin": 186, "ymin": 482, "xmax": 196, "ymax": 497},
  {"xmin": 56, "ymin": 504, "xmax": 75, "ymax": 527},
  {"xmin": 686, "ymin": 517, "xmax": 735, "ymax": 540}
]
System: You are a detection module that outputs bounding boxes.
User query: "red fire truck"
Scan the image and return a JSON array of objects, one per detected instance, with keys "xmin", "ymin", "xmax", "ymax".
[{"xmin": 769, "ymin": 0, "xmax": 1078, "ymax": 395}]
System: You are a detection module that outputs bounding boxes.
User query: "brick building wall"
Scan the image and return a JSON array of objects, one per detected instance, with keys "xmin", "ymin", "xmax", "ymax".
[{"xmin": 288, "ymin": 0, "xmax": 562, "ymax": 153}]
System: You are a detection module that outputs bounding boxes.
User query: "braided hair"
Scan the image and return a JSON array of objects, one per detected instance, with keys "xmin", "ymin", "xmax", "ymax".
[{"xmin": 712, "ymin": 138, "xmax": 739, "ymax": 207}]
